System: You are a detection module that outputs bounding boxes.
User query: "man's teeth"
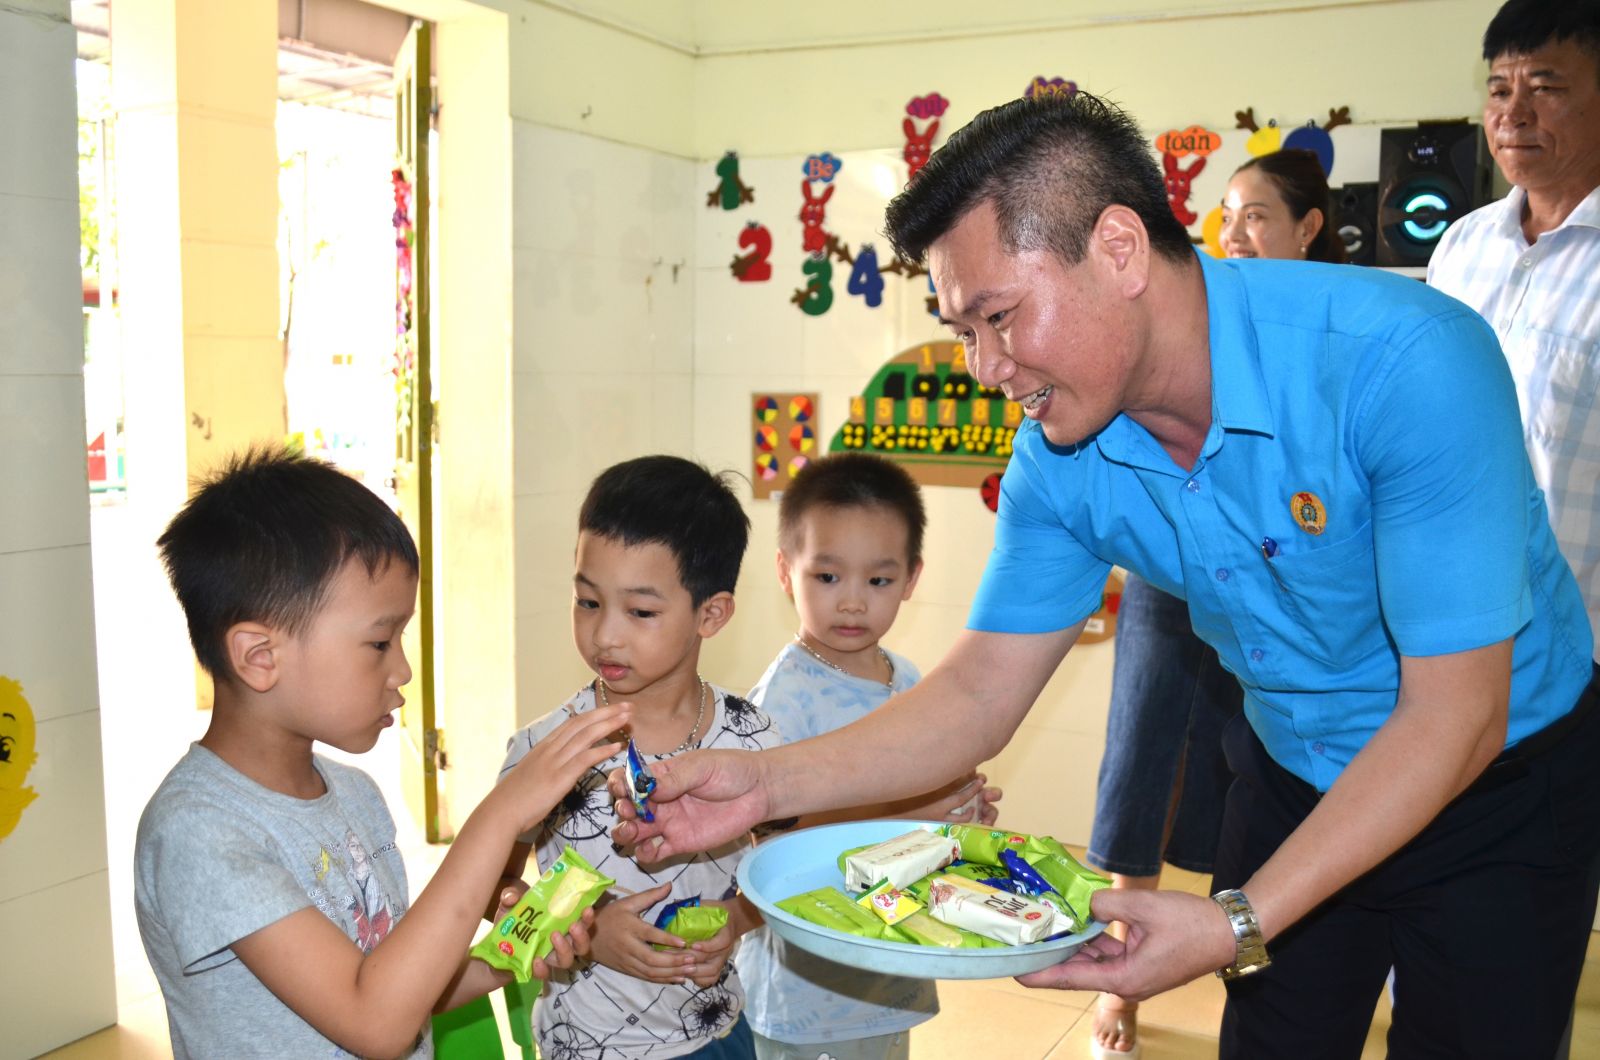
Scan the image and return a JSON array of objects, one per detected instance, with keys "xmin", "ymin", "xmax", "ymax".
[{"xmin": 1020, "ymin": 386, "xmax": 1053, "ymax": 411}]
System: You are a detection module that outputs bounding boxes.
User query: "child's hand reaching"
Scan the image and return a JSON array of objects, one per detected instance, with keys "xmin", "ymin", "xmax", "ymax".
[
  {"xmin": 900, "ymin": 771, "xmax": 1002, "ymax": 824},
  {"xmin": 589, "ymin": 883, "xmax": 698, "ymax": 984},
  {"xmin": 495, "ymin": 704, "xmax": 629, "ymax": 836}
]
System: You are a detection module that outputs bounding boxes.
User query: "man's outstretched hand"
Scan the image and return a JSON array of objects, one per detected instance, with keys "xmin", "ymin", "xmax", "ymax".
[
  {"xmin": 609, "ymin": 748, "xmax": 773, "ymax": 863},
  {"xmin": 1015, "ymin": 887, "xmax": 1237, "ymax": 1001}
]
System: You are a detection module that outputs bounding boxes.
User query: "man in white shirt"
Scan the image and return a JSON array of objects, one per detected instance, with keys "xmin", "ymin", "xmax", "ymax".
[
  {"xmin": 1429, "ymin": 4, "xmax": 1600, "ymax": 1056},
  {"xmin": 1429, "ymin": 0, "xmax": 1600, "ymax": 664}
]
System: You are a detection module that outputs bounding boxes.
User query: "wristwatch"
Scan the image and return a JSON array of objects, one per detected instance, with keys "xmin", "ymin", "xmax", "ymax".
[{"xmin": 1211, "ymin": 888, "xmax": 1271, "ymax": 980}]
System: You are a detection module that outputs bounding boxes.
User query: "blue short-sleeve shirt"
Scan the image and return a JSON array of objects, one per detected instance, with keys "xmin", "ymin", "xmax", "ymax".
[{"xmin": 970, "ymin": 252, "xmax": 1594, "ymax": 790}]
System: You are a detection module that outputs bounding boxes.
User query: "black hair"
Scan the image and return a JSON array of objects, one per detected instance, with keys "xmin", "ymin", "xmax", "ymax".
[
  {"xmin": 1231, "ymin": 149, "xmax": 1346, "ymax": 264},
  {"xmin": 578, "ymin": 455, "xmax": 750, "ymax": 606},
  {"xmin": 1483, "ymin": 0, "xmax": 1600, "ymax": 81},
  {"xmin": 884, "ymin": 91, "xmax": 1194, "ymax": 267},
  {"xmin": 777, "ymin": 453, "xmax": 927, "ymax": 568},
  {"xmin": 157, "ymin": 446, "xmax": 419, "ymax": 682}
]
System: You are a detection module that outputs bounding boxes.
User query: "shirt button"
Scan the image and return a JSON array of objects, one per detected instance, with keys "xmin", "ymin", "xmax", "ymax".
[
  {"xmin": 1521, "ymin": 257, "xmax": 1533, "ymax": 268},
  {"xmin": 1250, "ymin": 648, "xmax": 1265, "ymax": 662},
  {"xmin": 1312, "ymin": 741, "xmax": 1325, "ymax": 755},
  {"xmin": 1185, "ymin": 480, "xmax": 1200, "ymax": 493},
  {"xmin": 1215, "ymin": 568, "xmax": 1230, "ymax": 582}
]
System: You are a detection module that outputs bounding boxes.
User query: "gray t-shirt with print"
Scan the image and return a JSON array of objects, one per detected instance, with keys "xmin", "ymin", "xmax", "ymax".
[{"xmin": 134, "ymin": 744, "xmax": 431, "ymax": 1059}]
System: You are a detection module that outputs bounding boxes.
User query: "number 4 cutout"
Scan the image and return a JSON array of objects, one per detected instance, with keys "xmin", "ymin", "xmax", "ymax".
[{"xmin": 848, "ymin": 244, "xmax": 885, "ymax": 308}]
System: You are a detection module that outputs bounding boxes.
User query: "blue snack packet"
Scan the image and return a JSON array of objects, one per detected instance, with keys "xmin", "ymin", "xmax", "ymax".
[
  {"xmin": 999, "ymin": 848, "xmax": 1054, "ymax": 897},
  {"xmin": 626, "ymin": 738, "xmax": 656, "ymax": 824}
]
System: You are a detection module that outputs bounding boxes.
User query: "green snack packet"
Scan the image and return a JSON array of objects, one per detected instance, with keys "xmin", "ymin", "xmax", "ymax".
[
  {"xmin": 469, "ymin": 846, "xmax": 614, "ymax": 983},
  {"xmin": 895, "ymin": 910, "xmax": 1002, "ymax": 948},
  {"xmin": 1021, "ymin": 835, "xmax": 1111, "ymax": 928},
  {"xmin": 652, "ymin": 905, "xmax": 729, "ymax": 950},
  {"xmin": 942, "ymin": 824, "xmax": 1031, "ymax": 866},
  {"xmin": 778, "ymin": 886, "xmax": 905, "ymax": 941}
]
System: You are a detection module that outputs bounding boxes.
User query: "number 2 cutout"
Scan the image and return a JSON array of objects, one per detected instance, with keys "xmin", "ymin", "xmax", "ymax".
[
  {"xmin": 733, "ymin": 224, "xmax": 772, "ymax": 282},
  {"xmin": 847, "ymin": 244, "xmax": 884, "ymax": 308}
]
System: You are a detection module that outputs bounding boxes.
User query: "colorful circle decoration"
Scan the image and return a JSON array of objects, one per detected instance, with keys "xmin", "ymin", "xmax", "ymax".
[
  {"xmin": 754, "ymin": 396, "xmax": 780, "ymax": 423},
  {"xmin": 789, "ymin": 424, "xmax": 815, "ymax": 453},
  {"xmin": 789, "ymin": 455, "xmax": 809, "ymax": 478},
  {"xmin": 754, "ymin": 425, "xmax": 778, "ymax": 452},
  {"xmin": 755, "ymin": 453, "xmax": 780, "ymax": 480},
  {"xmin": 789, "ymin": 395, "xmax": 814, "ymax": 422},
  {"xmin": 980, "ymin": 473, "xmax": 1002, "ymax": 513}
]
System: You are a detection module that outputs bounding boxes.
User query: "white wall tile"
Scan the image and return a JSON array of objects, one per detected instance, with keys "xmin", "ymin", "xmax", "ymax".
[
  {"xmin": 0, "ymin": 545, "xmax": 99, "ymax": 723},
  {"xmin": 512, "ymin": 247, "xmax": 653, "ymax": 376},
  {"xmin": 0, "ymin": 374, "xmax": 92, "ymax": 553},
  {"xmin": 512, "ymin": 486, "xmax": 584, "ymax": 617},
  {"xmin": 0, "ymin": 709, "xmax": 110, "ymax": 901},
  {"xmin": 0, "ymin": 4, "xmax": 77, "ymax": 203},
  {"xmin": 0, "ymin": 870, "xmax": 117, "ymax": 1059},
  {"xmin": 0, "ymin": 192, "xmax": 85, "ymax": 377},
  {"xmin": 513, "ymin": 605, "xmax": 593, "ymax": 729}
]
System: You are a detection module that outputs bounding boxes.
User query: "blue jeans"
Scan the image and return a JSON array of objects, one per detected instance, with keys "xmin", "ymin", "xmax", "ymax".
[
  {"xmin": 1087, "ymin": 573, "xmax": 1243, "ymax": 876},
  {"xmin": 686, "ymin": 1014, "xmax": 756, "ymax": 1060}
]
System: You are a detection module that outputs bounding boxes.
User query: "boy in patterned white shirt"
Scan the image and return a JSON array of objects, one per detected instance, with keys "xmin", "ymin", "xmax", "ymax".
[
  {"xmin": 737, "ymin": 453, "xmax": 1003, "ymax": 1060},
  {"xmin": 497, "ymin": 455, "xmax": 779, "ymax": 1060}
]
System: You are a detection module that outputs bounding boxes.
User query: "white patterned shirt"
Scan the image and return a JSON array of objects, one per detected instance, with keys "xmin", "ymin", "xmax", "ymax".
[
  {"xmin": 1429, "ymin": 184, "xmax": 1600, "ymax": 657},
  {"xmin": 499, "ymin": 683, "xmax": 779, "ymax": 1060},
  {"xmin": 736, "ymin": 643, "xmax": 939, "ymax": 1045}
]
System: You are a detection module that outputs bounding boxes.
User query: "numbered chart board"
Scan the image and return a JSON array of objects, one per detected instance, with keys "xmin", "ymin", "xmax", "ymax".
[
  {"xmin": 752, "ymin": 393, "xmax": 821, "ymax": 499},
  {"xmin": 828, "ymin": 341, "xmax": 1020, "ymax": 506}
]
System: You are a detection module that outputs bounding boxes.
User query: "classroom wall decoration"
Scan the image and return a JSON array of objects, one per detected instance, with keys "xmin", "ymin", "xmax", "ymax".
[
  {"xmin": 1235, "ymin": 105, "xmax": 1351, "ymax": 174},
  {"xmin": 902, "ymin": 93, "xmax": 948, "ymax": 182},
  {"xmin": 1025, "ymin": 76, "xmax": 1078, "ymax": 99},
  {"xmin": 0, "ymin": 676, "xmax": 40, "ymax": 842},
  {"xmin": 730, "ymin": 222, "xmax": 773, "ymax": 282},
  {"xmin": 827, "ymin": 340, "xmax": 1019, "ymax": 510},
  {"xmin": 708, "ymin": 150, "xmax": 756, "ymax": 209},
  {"xmin": 1157, "ymin": 125, "xmax": 1223, "ymax": 229},
  {"xmin": 752, "ymin": 393, "xmax": 821, "ymax": 499}
]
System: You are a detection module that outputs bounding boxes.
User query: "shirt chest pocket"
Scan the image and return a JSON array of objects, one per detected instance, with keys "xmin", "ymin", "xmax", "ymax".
[
  {"xmin": 1267, "ymin": 520, "xmax": 1382, "ymax": 669},
  {"xmin": 1509, "ymin": 330, "xmax": 1599, "ymax": 447}
]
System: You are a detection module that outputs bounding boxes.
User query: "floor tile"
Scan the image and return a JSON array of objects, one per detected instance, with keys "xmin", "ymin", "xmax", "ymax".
[{"xmin": 911, "ymin": 978, "xmax": 1079, "ymax": 1059}]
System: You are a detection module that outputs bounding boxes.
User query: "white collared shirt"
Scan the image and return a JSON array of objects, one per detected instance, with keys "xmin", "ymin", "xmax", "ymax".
[{"xmin": 1430, "ymin": 185, "xmax": 1600, "ymax": 657}]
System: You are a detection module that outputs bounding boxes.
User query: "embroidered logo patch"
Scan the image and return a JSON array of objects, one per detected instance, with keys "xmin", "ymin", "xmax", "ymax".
[{"xmin": 1290, "ymin": 491, "xmax": 1327, "ymax": 535}]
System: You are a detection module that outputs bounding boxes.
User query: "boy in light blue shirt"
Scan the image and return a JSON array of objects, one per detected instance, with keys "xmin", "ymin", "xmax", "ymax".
[{"xmin": 738, "ymin": 453, "xmax": 1002, "ymax": 1060}]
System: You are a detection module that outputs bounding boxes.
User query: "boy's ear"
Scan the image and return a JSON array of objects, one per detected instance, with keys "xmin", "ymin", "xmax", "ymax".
[
  {"xmin": 226, "ymin": 622, "xmax": 282, "ymax": 693},
  {"xmin": 902, "ymin": 558, "xmax": 925, "ymax": 601},
  {"xmin": 696, "ymin": 591, "xmax": 736, "ymax": 638},
  {"xmin": 775, "ymin": 548, "xmax": 794, "ymax": 597}
]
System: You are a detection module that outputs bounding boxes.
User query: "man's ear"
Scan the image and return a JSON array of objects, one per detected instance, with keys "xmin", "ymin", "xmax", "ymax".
[
  {"xmin": 226, "ymin": 622, "xmax": 282, "ymax": 693},
  {"xmin": 697, "ymin": 591, "xmax": 736, "ymax": 639},
  {"xmin": 775, "ymin": 548, "xmax": 794, "ymax": 597},
  {"xmin": 902, "ymin": 558, "xmax": 925, "ymax": 601},
  {"xmin": 1093, "ymin": 204, "xmax": 1152, "ymax": 299}
]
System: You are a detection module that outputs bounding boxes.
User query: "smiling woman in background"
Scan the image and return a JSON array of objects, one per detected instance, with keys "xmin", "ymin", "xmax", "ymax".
[
  {"xmin": 1087, "ymin": 145, "xmax": 1343, "ymax": 1060},
  {"xmin": 1218, "ymin": 147, "xmax": 1345, "ymax": 262}
]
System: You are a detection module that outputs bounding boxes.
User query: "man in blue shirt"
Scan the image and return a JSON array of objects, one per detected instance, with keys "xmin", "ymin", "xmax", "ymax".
[{"xmin": 613, "ymin": 93, "xmax": 1600, "ymax": 1058}]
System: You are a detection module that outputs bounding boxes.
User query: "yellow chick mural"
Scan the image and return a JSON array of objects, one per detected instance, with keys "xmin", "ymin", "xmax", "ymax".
[{"xmin": 0, "ymin": 677, "xmax": 40, "ymax": 841}]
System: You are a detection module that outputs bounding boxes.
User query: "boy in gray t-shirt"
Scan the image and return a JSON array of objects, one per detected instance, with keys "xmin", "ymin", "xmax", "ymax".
[{"xmin": 136, "ymin": 449, "xmax": 630, "ymax": 1058}]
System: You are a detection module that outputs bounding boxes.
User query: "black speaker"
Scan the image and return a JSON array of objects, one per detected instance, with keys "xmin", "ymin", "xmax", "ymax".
[
  {"xmin": 1376, "ymin": 122, "xmax": 1493, "ymax": 267},
  {"xmin": 1332, "ymin": 182, "xmax": 1379, "ymax": 267}
]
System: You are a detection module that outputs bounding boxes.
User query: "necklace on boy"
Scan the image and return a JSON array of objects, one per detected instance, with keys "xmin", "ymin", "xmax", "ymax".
[
  {"xmin": 596, "ymin": 675, "xmax": 707, "ymax": 755},
  {"xmin": 794, "ymin": 634, "xmax": 893, "ymax": 685}
]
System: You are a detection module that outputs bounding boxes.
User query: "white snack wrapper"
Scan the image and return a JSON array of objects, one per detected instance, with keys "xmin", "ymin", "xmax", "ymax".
[
  {"xmin": 842, "ymin": 829, "xmax": 962, "ymax": 892},
  {"xmin": 925, "ymin": 873, "xmax": 1056, "ymax": 944}
]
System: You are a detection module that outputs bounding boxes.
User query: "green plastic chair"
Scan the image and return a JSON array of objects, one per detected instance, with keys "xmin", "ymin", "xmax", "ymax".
[{"xmin": 431, "ymin": 980, "xmax": 543, "ymax": 1060}]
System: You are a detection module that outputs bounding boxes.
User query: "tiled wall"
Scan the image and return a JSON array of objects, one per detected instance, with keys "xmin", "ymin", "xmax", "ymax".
[
  {"xmin": 0, "ymin": 0, "xmax": 118, "ymax": 1055},
  {"xmin": 510, "ymin": 122, "xmax": 700, "ymax": 723}
]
